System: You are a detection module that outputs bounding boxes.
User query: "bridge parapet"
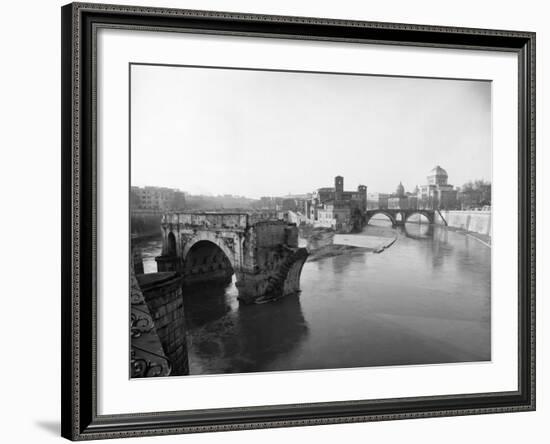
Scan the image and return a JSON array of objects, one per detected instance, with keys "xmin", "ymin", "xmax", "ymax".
[{"xmin": 162, "ymin": 212, "xmax": 249, "ymax": 230}]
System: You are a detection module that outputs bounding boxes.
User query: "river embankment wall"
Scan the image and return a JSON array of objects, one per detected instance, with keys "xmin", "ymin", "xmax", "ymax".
[
  {"xmin": 435, "ymin": 210, "xmax": 491, "ymax": 237},
  {"xmin": 137, "ymin": 272, "xmax": 189, "ymax": 376}
]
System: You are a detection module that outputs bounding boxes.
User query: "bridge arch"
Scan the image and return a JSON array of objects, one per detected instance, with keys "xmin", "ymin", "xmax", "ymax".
[
  {"xmin": 365, "ymin": 210, "xmax": 397, "ymax": 227},
  {"xmin": 181, "ymin": 231, "xmax": 237, "ymax": 270},
  {"xmin": 181, "ymin": 235, "xmax": 237, "ymax": 286},
  {"xmin": 166, "ymin": 231, "xmax": 177, "ymax": 256}
]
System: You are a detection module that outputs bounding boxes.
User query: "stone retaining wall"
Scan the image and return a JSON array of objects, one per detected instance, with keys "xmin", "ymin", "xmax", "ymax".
[
  {"xmin": 436, "ymin": 210, "xmax": 491, "ymax": 237},
  {"xmin": 137, "ymin": 272, "xmax": 189, "ymax": 376}
]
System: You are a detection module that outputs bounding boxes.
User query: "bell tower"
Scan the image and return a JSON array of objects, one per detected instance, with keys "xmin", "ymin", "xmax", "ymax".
[
  {"xmin": 334, "ymin": 176, "xmax": 344, "ymax": 201},
  {"xmin": 357, "ymin": 185, "xmax": 367, "ymax": 210}
]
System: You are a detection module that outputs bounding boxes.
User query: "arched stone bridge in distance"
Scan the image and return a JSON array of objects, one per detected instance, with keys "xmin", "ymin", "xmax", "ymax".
[
  {"xmin": 365, "ymin": 209, "xmax": 437, "ymax": 227},
  {"xmin": 155, "ymin": 212, "xmax": 309, "ymax": 304}
]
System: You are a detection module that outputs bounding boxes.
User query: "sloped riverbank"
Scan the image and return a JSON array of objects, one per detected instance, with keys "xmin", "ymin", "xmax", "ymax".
[{"xmin": 299, "ymin": 225, "xmax": 397, "ymax": 262}]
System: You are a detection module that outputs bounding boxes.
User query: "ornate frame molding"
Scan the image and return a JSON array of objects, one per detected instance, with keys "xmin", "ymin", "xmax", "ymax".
[{"xmin": 61, "ymin": 2, "xmax": 535, "ymax": 440}]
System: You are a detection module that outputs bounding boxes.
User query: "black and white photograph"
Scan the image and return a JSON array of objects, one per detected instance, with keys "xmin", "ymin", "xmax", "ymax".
[
  {"xmin": 0, "ymin": 0, "xmax": 543, "ymax": 442},
  {"xmin": 129, "ymin": 64, "xmax": 492, "ymax": 378}
]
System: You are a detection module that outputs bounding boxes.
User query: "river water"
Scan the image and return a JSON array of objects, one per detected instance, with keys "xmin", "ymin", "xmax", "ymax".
[{"xmin": 136, "ymin": 220, "xmax": 491, "ymax": 375}]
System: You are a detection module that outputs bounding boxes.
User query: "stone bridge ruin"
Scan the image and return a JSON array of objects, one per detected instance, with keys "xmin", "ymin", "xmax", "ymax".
[{"xmin": 156, "ymin": 212, "xmax": 309, "ymax": 304}]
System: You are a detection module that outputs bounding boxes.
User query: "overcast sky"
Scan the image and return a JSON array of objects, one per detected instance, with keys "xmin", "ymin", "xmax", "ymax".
[{"xmin": 131, "ymin": 64, "xmax": 491, "ymax": 198}]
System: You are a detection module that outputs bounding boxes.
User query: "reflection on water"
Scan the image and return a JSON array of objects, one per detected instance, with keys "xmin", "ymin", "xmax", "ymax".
[
  {"xmin": 184, "ymin": 287, "xmax": 309, "ymax": 375},
  {"xmin": 137, "ymin": 238, "xmax": 163, "ymax": 274},
  {"xmin": 135, "ymin": 222, "xmax": 491, "ymax": 375}
]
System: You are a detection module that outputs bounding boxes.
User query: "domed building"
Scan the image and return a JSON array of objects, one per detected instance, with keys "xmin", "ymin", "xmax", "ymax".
[
  {"xmin": 388, "ymin": 181, "xmax": 416, "ymax": 210},
  {"xmin": 427, "ymin": 165, "xmax": 449, "ymax": 186},
  {"xmin": 396, "ymin": 181, "xmax": 405, "ymax": 197},
  {"xmin": 388, "ymin": 182, "xmax": 409, "ymax": 210},
  {"xmin": 417, "ymin": 165, "xmax": 458, "ymax": 210}
]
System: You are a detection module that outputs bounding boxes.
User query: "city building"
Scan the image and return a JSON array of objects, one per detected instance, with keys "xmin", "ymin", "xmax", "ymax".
[
  {"xmin": 388, "ymin": 181, "xmax": 409, "ymax": 209},
  {"xmin": 257, "ymin": 196, "xmax": 282, "ymax": 210},
  {"xmin": 281, "ymin": 198, "xmax": 298, "ymax": 212},
  {"xmin": 280, "ymin": 195, "xmax": 310, "ymax": 212},
  {"xmin": 316, "ymin": 202, "xmax": 352, "ymax": 231},
  {"xmin": 309, "ymin": 176, "xmax": 367, "ymax": 217},
  {"xmin": 308, "ymin": 176, "xmax": 367, "ymax": 232},
  {"xmin": 131, "ymin": 186, "xmax": 186, "ymax": 211},
  {"xmin": 255, "ymin": 194, "xmax": 311, "ymax": 214},
  {"xmin": 416, "ymin": 166, "xmax": 458, "ymax": 210},
  {"xmin": 282, "ymin": 210, "xmax": 309, "ymax": 226},
  {"xmin": 310, "ymin": 176, "xmax": 367, "ymax": 209},
  {"xmin": 407, "ymin": 195, "xmax": 418, "ymax": 210},
  {"xmin": 367, "ymin": 192, "xmax": 389, "ymax": 210}
]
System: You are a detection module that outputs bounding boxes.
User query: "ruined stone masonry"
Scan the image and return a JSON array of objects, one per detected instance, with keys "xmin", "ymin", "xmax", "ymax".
[
  {"xmin": 155, "ymin": 212, "xmax": 309, "ymax": 304},
  {"xmin": 136, "ymin": 272, "xmax": 189, "ymax": 376}
]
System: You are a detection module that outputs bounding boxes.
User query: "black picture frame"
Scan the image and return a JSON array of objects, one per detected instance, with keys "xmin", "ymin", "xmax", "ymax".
[{"xmin": 61, "ymin": 2, "xmax": 536, "ymax": 440}]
